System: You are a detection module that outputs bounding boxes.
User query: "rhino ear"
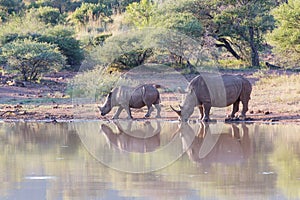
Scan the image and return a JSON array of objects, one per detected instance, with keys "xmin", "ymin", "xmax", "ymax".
[{"xmin": 170, "ymin": 105, "xmax": 181, "ymax": 116}]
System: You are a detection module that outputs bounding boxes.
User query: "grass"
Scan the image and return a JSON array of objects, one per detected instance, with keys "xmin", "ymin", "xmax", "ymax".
[
  {"xmin": 251, "ymin": 72, "xmax": 300, "ymax": 114},
  {"xmin": 67, "ymin": 65, "xmax": 138, "ymax": 100}
]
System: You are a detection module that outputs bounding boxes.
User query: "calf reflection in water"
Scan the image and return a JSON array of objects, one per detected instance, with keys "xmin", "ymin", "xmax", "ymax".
[
  {"xmin": 180, "ymin": 122, "xmax": 251, "ymax": 165},
  {"xmin": 101, "ymin": 121, "xmax": 161, "ymax": 153}
]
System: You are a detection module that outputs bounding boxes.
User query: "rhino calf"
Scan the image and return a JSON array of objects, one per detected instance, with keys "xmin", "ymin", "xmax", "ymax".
[
  {"xmin": 171, "ymin": 73, "xmax": 252, "ymax": 122},
  {"xmin": 99, "ymin": 84, "xmax": 161, "ymax": 119}
]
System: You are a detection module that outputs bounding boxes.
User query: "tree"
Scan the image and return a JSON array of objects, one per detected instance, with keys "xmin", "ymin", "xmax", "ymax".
[
  {"xmin": 267, "ymin": 0, "xmax": 300, "ymax": 67},
  {"xmin": 0, "ymin": 15, "xmax": 84, "ymax": 70},
  {"xmin": 125, "ymin": 0, "xmax": 156, "ymax": 28},
  {"xmin": 1, "ymin": 39, "xmax": 66, "ymax": 81},
  {"xmin": 28, "ymin": 0, "xmax": 72, "ymax": 13},
  {"xmin": 92, "ymin": 30, "xmax": 153, "ymax": 70},
  {"xmin": 0, "ymin": 0, "xmax": 24, "ymax": 22},
  {"xmin": 215, "ymin": 0, "xmax": 275, "ymax": 66},
  {"xmin": 28, "ymin": 6, "xmax": 64, "ymax": 25},
  {"xmin": 178, "ymin": 0, "xmax": 276, "ymax": 67},
  {"xmin": 69, "ymin": 2, "xmax": 112, "ymax": 28},
  {"xmin": 124, "ymin": 0, "xmax": 203, "ymax": 70},
  {"xmin": 0, "ymin": 15, "xmax": 47, "ymax": 46},
  {"xmin": 38, "ymin": 26, "xmax": 85, "ymax": 68}
]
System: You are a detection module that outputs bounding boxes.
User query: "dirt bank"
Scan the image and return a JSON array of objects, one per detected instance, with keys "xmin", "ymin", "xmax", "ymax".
[{"xmin": 1, "ymin": 70, "xmax": 299, "ymax": 124}]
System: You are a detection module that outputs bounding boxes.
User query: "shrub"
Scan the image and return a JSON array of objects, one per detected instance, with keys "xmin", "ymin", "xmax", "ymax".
[
  {"xmin": 38, "ymin": 26, "xmax": 85, "ymax": 69},
  {"xmin": 68, "ymin": 65, "xmax": 137, "ymax": 99},
  {"xmin": 1, "ymin": 39, "xmax": 66, "ymax": 81},
  {"xmin": 28, "ymin": 6, "xmax": 64, "ymax": 25},
  {"xmin": 0, "ymin": 16, "xmax": 84, "ymax": 71}
]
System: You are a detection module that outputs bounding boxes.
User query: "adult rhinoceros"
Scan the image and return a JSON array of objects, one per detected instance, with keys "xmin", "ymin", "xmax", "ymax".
[
  {"xmin": 171, "ymin": 73, "xmax": 252, "ymax": 121},
  {"xmin": 99, "ymin": 84, "xmax": 161, "ymax": 119}
]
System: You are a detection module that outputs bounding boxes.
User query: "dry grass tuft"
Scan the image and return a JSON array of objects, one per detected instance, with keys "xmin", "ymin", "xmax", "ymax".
[{"xmin": 251, "ymin": 72, "xmax": 300, "ymax": 113}]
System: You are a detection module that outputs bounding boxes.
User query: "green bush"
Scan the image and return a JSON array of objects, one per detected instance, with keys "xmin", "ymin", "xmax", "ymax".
[
  {"xmin": 39, "ymin": 26, "xmax": 85, "ymax": 69},
  {"xmin": 1, "ymin": 39, "xmax": 66, "ymax": 81},
  {"xmin": 68, "ymin": 66, "xmax": 137, "ymax": 99},
  {"xmin": 218, "ymin": 59, "xmax": 248, "ymax": 69},
  {"xmin": 0, "ymin": 16, "xmax": 84, "ymax": 71},
  {"xmin": 28, "ymin": 6, "xmax": 64, "ymax": 25}
]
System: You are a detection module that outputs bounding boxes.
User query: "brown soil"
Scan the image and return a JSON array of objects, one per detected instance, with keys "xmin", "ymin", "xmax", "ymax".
[{"xmin": 0, "ymin": 70, "xmax": 299, "ymax": 124}]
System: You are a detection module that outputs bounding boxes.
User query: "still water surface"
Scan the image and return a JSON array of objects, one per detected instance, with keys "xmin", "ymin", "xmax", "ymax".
[{"xmin": 0, "ymin": 120, "xmax": 299, "ymax": 200}]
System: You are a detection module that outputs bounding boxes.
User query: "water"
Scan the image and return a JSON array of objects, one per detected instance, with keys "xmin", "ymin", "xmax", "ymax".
[{"xmin": 0, "ymin": 120, "xmax": 299, "ymax": 200}]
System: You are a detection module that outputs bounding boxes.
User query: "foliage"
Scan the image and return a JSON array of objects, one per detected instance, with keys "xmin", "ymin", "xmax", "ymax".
[
  {"xmin": 38, "ymin": 26, "xmax": 85, "ymax": 69},
  {"xmin": 69, "ymin": 2, "xmax": 112, "ymax": 27},
  {"xmin": 0, "ymin": 15, "xmax": 47, "ymax": 46},
  {"xmin": 28, "ymin": 6, "xmax": 64, "ymax": 25},
  {"xmin": 218, "ymin": 59, "xmax": 247, "ymax": 69},
  {"xmin": 150, "ymin": 0, "xmax": 202, "ymax": 38},
  {"xmin": 92, "ymin": 33, "xmax": 112, "ymax": 46},
  {"xmin": 267, "ymin": 0, "xmax": 300, "ymax": 68},
  {"xmin": 0, "ymin": 15, "xmax": 84, "ymax": 70},
  {"xmin": 215, "ymin": 0, "xmax": 275, "ymax": 66},
  {"xmin": 109, "ymin": 48, "xmax": 153, "ymax": 71},
  {"xmin": 91, "ymin": 30, "xmax": 152, "ymax": 69},
  {"xmin": 0, "ymin": 0, "xmax": 24, "ymax": 22},
  {"xmin": 28, "ymin": 0, "xmax": 73, "ymax": 13},
  {"xmin": 125, "ymin": 0, "xmax": 156, "ymax": 28},
  {"xmin": 68, "ymin": 65, "xmax": 136, "ymax": 99},
  {"xmin": 0, "ymin": 38, "xmax": 66, "ymax": 81},
  {"xmin": 175, "ymin": 0, "xmax": 276, "ymax": 67}
]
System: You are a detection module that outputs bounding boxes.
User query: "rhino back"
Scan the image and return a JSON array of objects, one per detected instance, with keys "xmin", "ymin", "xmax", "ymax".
[
  {"xmin": 112, "ymin": 86, "xmax": 134, "ymax": 107},
  {"xmin": 239, "ymin": 76, "xmax": 252, "ymax": 101},
  {"xmin": 129, "ymin": 84, "xmax": 159, "ymax": 108},
  {"xmin": 190, "ymin": 74, "xmax": 243, "ymax": 107}
]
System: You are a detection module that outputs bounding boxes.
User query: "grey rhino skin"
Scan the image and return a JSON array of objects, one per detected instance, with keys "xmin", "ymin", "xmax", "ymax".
[
  {"xmin": 101, "ymin": 121, "xmax": 161, "ymax": 153},
  {"xmin": 99, "ymin": 84, "xmax": 161, "ymax": 119},
  {"xmin": 179, "ymin": 122, "xmax": 251, "ymax": 164},
  {"xmin": 171, "ymin": 73, "xmax": 252, "ymax": 121}
]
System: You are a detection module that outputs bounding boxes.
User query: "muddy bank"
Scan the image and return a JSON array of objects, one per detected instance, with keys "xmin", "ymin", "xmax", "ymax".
[{"xmin": 1, "ymin": 71, "xmax": 300, "ymax": 124}]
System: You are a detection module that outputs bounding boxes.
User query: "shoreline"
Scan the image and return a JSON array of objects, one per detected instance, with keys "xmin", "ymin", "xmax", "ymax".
[
  {"xmin": 1, "ymin": 110, "xmax": 299, "ymax": 124},
  {"xmin": 1, "ymin": 70, "xmax": 299, "ymax": 124}
]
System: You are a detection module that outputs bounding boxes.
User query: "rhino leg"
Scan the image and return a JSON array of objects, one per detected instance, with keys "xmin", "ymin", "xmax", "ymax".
[
  {"xmin": 202, "ymin": 103, "xmax": 211, "ymax": 122},
  {"xmin": 198, "ymin": 105, "xmax": 204, "ymax": 120},
  {"xmin": 154, "ymin": 104, "xmax": 161, "ymax": 118},
  {"xmin": 124, "ymin": 106, "xmax": 133, "ymax": 119},
  {"xmin": 230, "ymin": 100, "xmax": 240, "ymax": 119},
  {"xmin": 145, "ymin": 105, "xmax": 154, "ymax": 118},
  {"xmin": 240, "ymin": 99, "xmax": 249, "ymax": 120},
  {"xmin": 112, "ymin": 107, "xmax": 123, "ymax": 119}
]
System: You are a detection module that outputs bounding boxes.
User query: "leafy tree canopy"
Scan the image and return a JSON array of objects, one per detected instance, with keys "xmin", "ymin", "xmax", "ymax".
[
  {"xmin": 125, "ymin": 0, "xmax": 156, "ymax": 28},
  {"xmin": 28, "ymin": 6, "xmax": 65, "ymax": 25},
  {"xmin": 267, "ymin": 0, "xmax": 300, "ymax": 67},
  {"xmin": 69, "ymin": 2, "xmax": 112, "ymax": 27},
  {"xmin": 0, "ymin": 14, "xmax": 84, "ymax": 70},
  {"xmin": 173, "ymin": 0, "xmax": 276, "ymax": 66},
  {"xmin": 0, "ymin": 38, "xmax": 66, "ymax": 81},
  {"xmin": 0, "ymin": 0, "xmax": 24, "ymax": 22},
  {"xmin": 39, "ymin": 25, "xmax": 85, "ymax": 68}
]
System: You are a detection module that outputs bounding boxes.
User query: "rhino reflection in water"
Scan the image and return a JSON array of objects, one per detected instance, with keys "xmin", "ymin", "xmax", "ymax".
[
  {"xmin": 171, "ymin": 73, "xmax": 252, "ymax": 122},
  {"xmin": 100, "ymin": 121, "xmax": 161, "ymax": 153},
  {"xmin": 180, "ymin": 122, "xmax": 251, "ymax": 165},
  {"xmin": 99, "ymin": 84, "xmax": 161, "ymax": 119}
]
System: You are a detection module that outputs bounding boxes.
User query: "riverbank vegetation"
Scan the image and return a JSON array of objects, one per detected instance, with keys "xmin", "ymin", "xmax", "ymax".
[
  {"xmin": 0, "ymin": 1, "xmax": 299, "ymax": 78},
  {"xmin": 0, "ymin": 0, "xmax": 299, "ymax": 122}
]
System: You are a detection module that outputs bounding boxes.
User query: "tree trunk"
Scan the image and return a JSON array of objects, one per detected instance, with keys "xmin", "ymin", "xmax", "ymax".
[
  {"xmin": 216, "ymin": 37, "xmax": 241, "ymax": 60},
  {"xmin": 249, "ymin": 27, "xmax": 260, "ymax": 67}
]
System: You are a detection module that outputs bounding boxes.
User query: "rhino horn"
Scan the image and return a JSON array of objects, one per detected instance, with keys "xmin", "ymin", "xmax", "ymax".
[{"xmin": 170, "ymin": 105, "xmax": 181, "ymax": 116}]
